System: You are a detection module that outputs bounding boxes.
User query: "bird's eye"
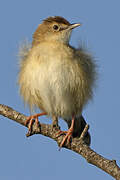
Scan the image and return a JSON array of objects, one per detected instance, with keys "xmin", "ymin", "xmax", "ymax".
[{"xmin": 53, "ymin": 25, "xmax": 59, "ymax": 30}]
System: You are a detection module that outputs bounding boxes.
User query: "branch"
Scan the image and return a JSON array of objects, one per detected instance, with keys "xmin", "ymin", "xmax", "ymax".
[{"xmin": 0, "ymin": 104, "xmax": 120, "ymax": 180}]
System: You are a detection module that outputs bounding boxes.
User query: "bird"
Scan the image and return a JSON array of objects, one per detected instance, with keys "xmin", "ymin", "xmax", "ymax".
[{"xmin": 18, "ymin": 16, "xmax": 96, "ymax": 148}]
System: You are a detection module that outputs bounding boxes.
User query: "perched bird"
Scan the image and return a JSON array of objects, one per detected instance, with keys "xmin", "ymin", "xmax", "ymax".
[{"xmin": 18, "ymin": 16, "xmax": 96, "ymax": 148}]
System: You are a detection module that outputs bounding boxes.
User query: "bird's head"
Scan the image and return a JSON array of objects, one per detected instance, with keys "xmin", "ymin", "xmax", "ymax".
[{"xmin": 32, "ymin": 16, "xmax": 81, "ymax": 46}]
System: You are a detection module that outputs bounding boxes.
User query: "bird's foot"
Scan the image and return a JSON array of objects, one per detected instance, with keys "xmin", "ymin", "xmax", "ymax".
[
  {"xmin": 57, "ymin": 127, "xmax": 73, "ymax": 150},
  {"xmin": 25, "ymin": 112, "xmax": 47, "ymax": 134},
  {"xmin": 56, "ymin": 116, "xmax": 75, "ymax": 150}
]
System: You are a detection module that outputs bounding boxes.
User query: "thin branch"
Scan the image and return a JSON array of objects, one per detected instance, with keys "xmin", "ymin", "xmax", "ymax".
[
  {"xmin": 0, "ymin": 104, "xmax": 120, "ymax": 180},
  {"xmin": 80, "ymin": 124, "xmax": 89, "ymax": 140}
]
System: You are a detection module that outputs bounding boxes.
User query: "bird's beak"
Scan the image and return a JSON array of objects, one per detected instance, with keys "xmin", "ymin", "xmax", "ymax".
[
  {"xmin": 68, "ymin": 23, "xmax": 81, "ymax": 30},
  {"xmin": 60, "ymin": 23, "xmax": 81, "ymax": 31}
]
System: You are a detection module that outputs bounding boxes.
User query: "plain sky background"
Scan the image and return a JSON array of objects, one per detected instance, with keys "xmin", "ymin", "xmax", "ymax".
[{"xmin": 0, "ymin": 0, "xmax": 120, "ymax": 179}]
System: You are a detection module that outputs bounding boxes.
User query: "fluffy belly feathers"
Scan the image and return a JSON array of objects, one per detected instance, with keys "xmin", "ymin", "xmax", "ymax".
[{"xmin": 20, "ymin": 58, "xmax": 85, "ymax": 118}]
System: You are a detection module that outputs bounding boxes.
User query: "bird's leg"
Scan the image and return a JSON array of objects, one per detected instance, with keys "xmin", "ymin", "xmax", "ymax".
[
  {"xmin": 57, "ymin": 115, "xmax": 75, "ymax": 149},
  {"xmin": 25, "ymin": 112, "xmax": 47, "ymax": 132},
  {"xmin": 52, "ymin": 115, "xmax": 59, "ymax": 128}
]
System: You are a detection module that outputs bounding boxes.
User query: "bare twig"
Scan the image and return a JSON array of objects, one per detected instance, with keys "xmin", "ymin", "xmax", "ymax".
[
  {"xmin": 0, "ymin": 104, "xmax": 120, "ymax": 180},
  {"xmin": 80, "ymin": 124, "xmax": 89, "ymax": 140}
]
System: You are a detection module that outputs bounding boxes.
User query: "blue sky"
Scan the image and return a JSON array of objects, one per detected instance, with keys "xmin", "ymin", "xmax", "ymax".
[{"xmin": 0, "ymin": 0, "xmax": 120, "ymax": 179}]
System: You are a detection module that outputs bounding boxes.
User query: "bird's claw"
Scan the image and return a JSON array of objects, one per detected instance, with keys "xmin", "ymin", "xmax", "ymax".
[
  {"xmin": 25, "ymin": 112, "xmax": 47, "ymax": 134},
  {"xmin": 56, "ymin": 128, "xmax": 73, "ymax": 150}
]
